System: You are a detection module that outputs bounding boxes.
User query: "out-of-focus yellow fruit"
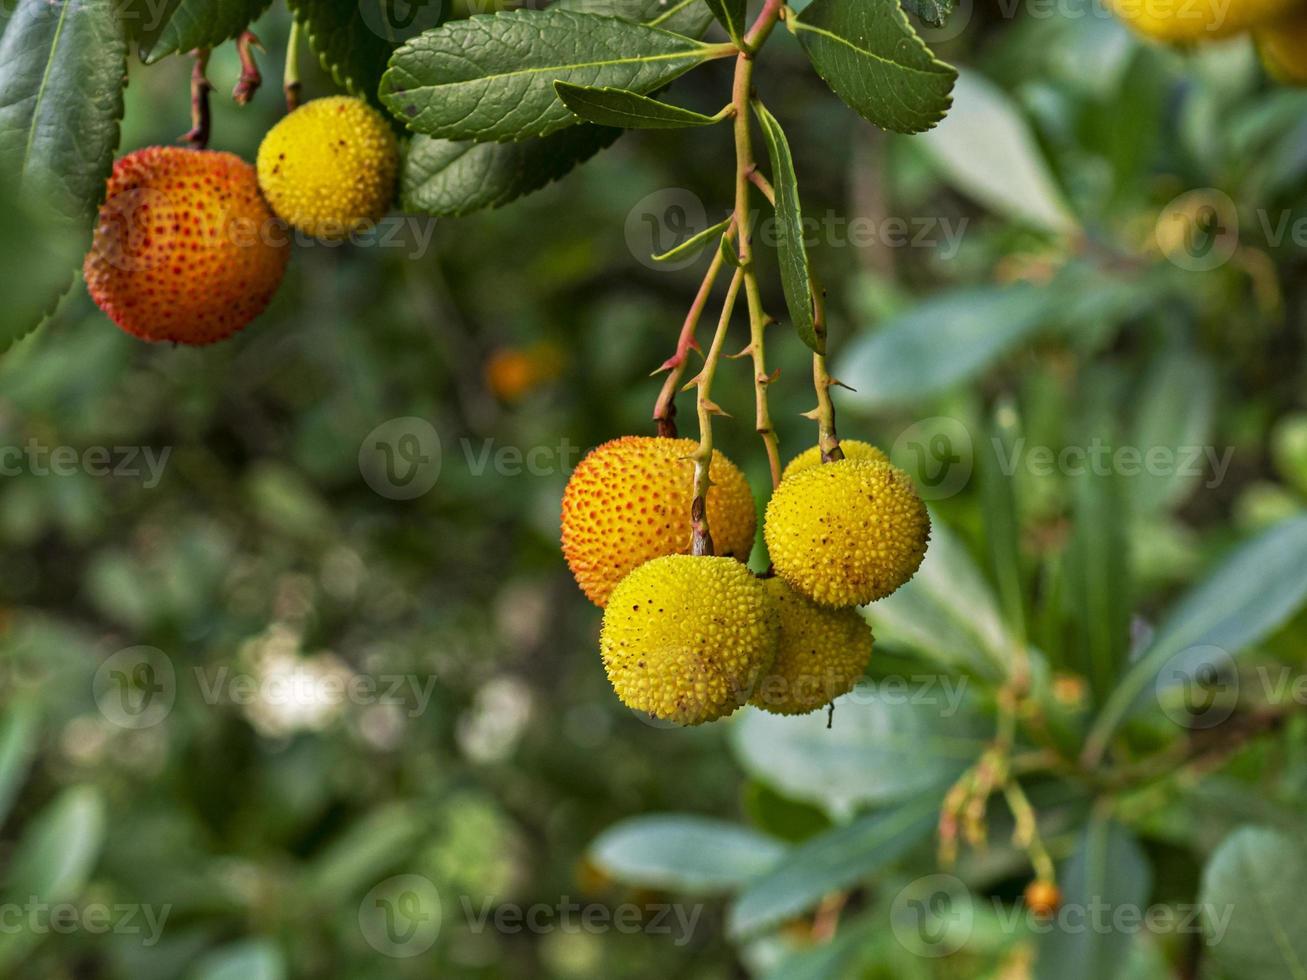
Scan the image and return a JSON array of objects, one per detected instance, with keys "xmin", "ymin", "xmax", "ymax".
[
  {"xmin": 749, "ymin": 577, "xmax": 872, "ymax": 715},
  {"xmin": 561, "ymin": 436, "xmax": 757, "ymax": 607},
  {"xmin": 1024, "ymin": 880, "xmax": 1061, "ymax": 918},
  {"xmin": 780, "ymin": 439, "xmax": 889, "ymax": 482},
  {"xmin": 601, "ymin": 555, "xmax": 778, "ymax": 725},
  {"xmin": 764, "ymin": 459, "xmax": 929, "ymax": 607},
  {"xmin": 1257, "ymin": 8, "xmax": 1307, "ymax": 81},
  {"xmin": 256, "ymin": 96, "xmax": 398, "ymax": 239},
  {"xmin": 1109, "ymin": 0, "xmax": 1299, "ymax": 42},
  {"xmin": 484, "ymin": 344, "xmax": 563, "ymax": 402}
]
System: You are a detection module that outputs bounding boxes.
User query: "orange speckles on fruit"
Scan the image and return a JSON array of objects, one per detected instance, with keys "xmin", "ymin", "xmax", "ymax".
[
  {"xmin": 601, "ymin": 555, "xmax": 778, "ymax": 725},
  {"xmin": 764, "ymin": 458, "xmax": 929, "ymax": 607},
  {"xmin": 256, "ymin": 96, "xmax": 398, "ymax": 239},
  {"xmin": 560, "ymin": 436, "xmax": 757, "ymax": 607},
  {"xmin": 83, "ymin": 147, "xmax": 288, "ymax": 345}
]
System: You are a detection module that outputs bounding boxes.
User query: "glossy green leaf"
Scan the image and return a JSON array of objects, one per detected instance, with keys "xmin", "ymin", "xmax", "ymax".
[
  {"xmin": 753, "ymin": 100, "xmax": 820, "ymax": 353},
  {"xmin": 382, "ymin": 10, "xmax": 725, "ymax": 143},
  {"xmin": 1035, "ymin": 818, "xmax": 1152, "ymax": 980},
  {"xmin": 1200, "ymin": 826, "xmax": 1307, "ymax": 980},
  {"xmin": 730, "ymin": 683, "xmax": 988, "ymax": 818},
  {"xmin": 653, "ymin": 216, "xmax": 732, "ymax": 263},
  {"xmin": 576, "ymin": 0, "xmax": 716, "ymax": 35},
  {"xmin": 793, "ymin": 0, "xmax": 955, "ymax": 135},
  {"xmin": 900, "ymin": 0, "xmax": 956, "ymax": 28},
  {"xmin": 589, "ymin": 815, "xmax": 786, "ymax": 893},
  {"xmin": 142, "ymin": 0, "xmax": 273, "ymax": 62},
  {"xmin": 835, "ymin": 285, "xmax": 1054, "ymax": 408},
  {"xmin": 556, "ymin": 81, "xmax": 722, "ymax": 128},
  {"xmin": 288, "ymin": 0, "xmax": 442, "ymax": 106},
  {"xmin": 1085, "ymin": 514, "xmax": 1307, "ymax": 761},
  {"xmin": 0, "ymin": 700, "xmax": 38, "ymax": 829},
  {"xmin": 704, "ymin": 0, "xmax": 746, "ymax": 44},
  {"xmin": 728, "ymin": 794, "xmax": 940, "ymax": 937},
  {"xmin": 918, "ymin": 70, "xmax": 1078, "ymax": 233}
]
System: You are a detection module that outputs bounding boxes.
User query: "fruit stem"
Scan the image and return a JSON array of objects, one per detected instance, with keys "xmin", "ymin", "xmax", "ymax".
[
  {"xmin": 284, "ymin": 19, "xmax": 303, "ymax": 112},
  {"xmin": 182, "ymin": 49, "xmax": 212, "ymax": 149},
  {"xmin": 233, "ymin": 31, "xmax": 262, "ymax": 106},
  {"xmin": 653, "ymin": 225, "xmax": 735, "ymax": 437},
  {"xmin": 689, "ymin": 266, "xmax": 744, "ymax": 556},
  {"xmin": 813, "ymin": 345, "xmax": 844, "ymax": 463}
]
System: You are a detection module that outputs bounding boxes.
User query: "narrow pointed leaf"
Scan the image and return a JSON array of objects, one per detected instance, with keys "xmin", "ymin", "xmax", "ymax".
[
  {"xmin": 382, "ymin": 10, "xmax": 725, "ymax": 143},
  {"xmin": 753, "ymin": 101, "xmax": 820, "ymax": 353},
  {"xmin": 793, "ymin": 0, "xmax": 956, "ymax": 134},
  {"xmin": 590, "ymin": 815, "xmax": 786, "ymax": 893},
  {"xmin": 556, "ymin": 81, "xmax": 722, "ymax": 128}
]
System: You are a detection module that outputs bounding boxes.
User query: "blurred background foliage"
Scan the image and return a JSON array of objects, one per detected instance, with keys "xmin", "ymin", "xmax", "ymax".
[{"xmin": 4, "ymin": 0, "xmax": 1307, "ymax": 977}]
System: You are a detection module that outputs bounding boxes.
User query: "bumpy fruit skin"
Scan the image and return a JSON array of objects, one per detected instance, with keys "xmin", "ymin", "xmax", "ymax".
[
  {"xmin": 1257, "ymin": 8, "xmax": 1307, "ymax": 82},
  {"xmin": 750, "ymin": 577, "xmax": 873, "ymax": 715},
  {"xmin": 601, "ymin": 555, "xmax": 778, "ymax": 725},
  {"xmin": 561, "ymin": 436, "xmax": 757, "ymax": 607},
  {"xmin": 83, "ymin": 147, "xmax": 289, "ymax": 345},
  {"xmin": 1109, "ymin": 0, "xmax": 1298, "ymax": 41},
  {"xmin": 781, "ymin": 439, "xmax": 889, "ymax": 482},
  {"xmin": 765, "ymin": 459, "xmax": 929, "ymax": 607},
  {"xmin": 256, "ymin": 96, "xmax": 398, "ymax": 239}
]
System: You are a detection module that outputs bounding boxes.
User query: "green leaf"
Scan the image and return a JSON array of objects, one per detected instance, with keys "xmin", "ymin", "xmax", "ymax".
[
  {"xmin": 918, "ymin": 70, "xmax": 1078, "ymax": 233},
  {"xmin": 1034, "ymin": 818, "xmax": 1152, "ymax": 980},
  {"xmin": 835, "ymin": 285, "xmax": 1054, "ymax": 408},
  {"xmin": 728, "ymin": 794, "xmax": 940, "ymax": 938},
  {"xmin": 1084, "ymin": 514, "xmax": 1307, "ymax": 761},
  {"xmin": 288, "ymin": 0, "xmax": 441, "ymax": 107},
  {"xmin": 704, "ymin": 0, "xmax": 746, "ymax": 44},
  {"xmin": 192, "ymin": 939, "xmax": 287, "ymax": 980},
  {"xmin": 1129, "ymin": 348, "xmax": 1217, "ymax": 514},
  {"xmin": 402, "ymin": 125, "xmax": 622, "ymax": 216},
  {"xmin": 1200, "ymin": 826, "xmax": 1307, "ymax": 980},
  {"xmin": 900, "ymin": 0, "xmax": 955, "ymax": 28},
  {"xmin": 653, "ymin": 215, "xmax": 732, "ymax": 263},
  {"xmin": 575, "ymin": 0, "xmax": 716, "ymax": 35},
  {"xmin": 120, "ymin": 0, "xmax": 184, "ymax": 55},
  {"xmin": 382, "ymin": 10, "xmax": 726, "ymax": 143},
  {"xmin": 730, "ymin": 682, "xmax": 988, "ymax": 818},
  {"xmin": 589, "ymin": 815, "xmax": 787, "ymax": 893},
  {"xmin": 753, "ymin": 100, "xmax": 820, "ymax": 353},
  {"xmin": 979, "ymin": 404, "xmax": 1028, "ymax": 649},
  {"xmin": 865, "ymin": 518, "xmax": 1011, "ymax": 679},
  {"xmin": 792, "ymin": 0, "xmax": 955, "ymax": 135},
  {"xmin": 1063, "ymin": 454, "xmax": 1130, "ymax": 704},
  {"xmin": 0, "ymin": 0, "xmax": 127, "ymax": 346},
  {"xmin": 0, "ymin": 700, "xmax": 39, "ymax": 829},
  {"xmin": 142, "ymin": 0, "xmax": 273, "ymax": 62},
  {"xmin": 0, "ymin": 786, "xmax": 106, "ymax": 971},
  {"xmin": 555, "ymin": 81, "xmax": 722, "ymax": 128},
  {"xmin": 306, "ymin": 802, "xmax": 426, "ymax": 901}
]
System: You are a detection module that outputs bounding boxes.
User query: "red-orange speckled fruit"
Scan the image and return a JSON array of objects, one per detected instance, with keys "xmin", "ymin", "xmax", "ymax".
[
  {"xmin": 83, "ymin": 147, "xmax": 289, "ymax": 345},
  {"xmin": 561, "ymin": 436, "xmax": 758, "ymax": 607}
]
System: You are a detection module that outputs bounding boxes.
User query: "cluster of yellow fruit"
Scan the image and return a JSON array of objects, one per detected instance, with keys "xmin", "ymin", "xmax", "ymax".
[
  {"xmin": 84, "ymin": 97, "xmax": 399, "ymax": 345},
  {"xmin": 1111, "ymin": 0, "xmax": 1307, "ymax": 80},
  {"xmin": 560, "ymin": 437, "xmax": 930, "ymax": 725}
]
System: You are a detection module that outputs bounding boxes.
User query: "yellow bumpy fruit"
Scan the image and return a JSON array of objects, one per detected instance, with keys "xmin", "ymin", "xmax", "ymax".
[
  {"xmin": 1257, "ymin": 8, "xmax": 1307, "ymax": 82},
  {"xmin": 256, "ymin": 96, "xmax": 398, "ymax": 239},
  {"xmin": 601, "ymin": 555, "xmax": 778, "ymax": 725},
  {"xmin": 765, "ymin": 459, "xmax": 929, "ymax": 607},
  {"xmin": 1109, "ymin": 0, "xmax": 1299, "ymax": 41},
  {"xmin": 750, "ymin": 577, "xmax": 873, "ymax": 715},
  {"xmin": 781, "ymin": 439, "xmax": 889, "ymax": 482},
  {"xmin": 561, "ymin": 436, "xmax": 757, "ymax": 607}
]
